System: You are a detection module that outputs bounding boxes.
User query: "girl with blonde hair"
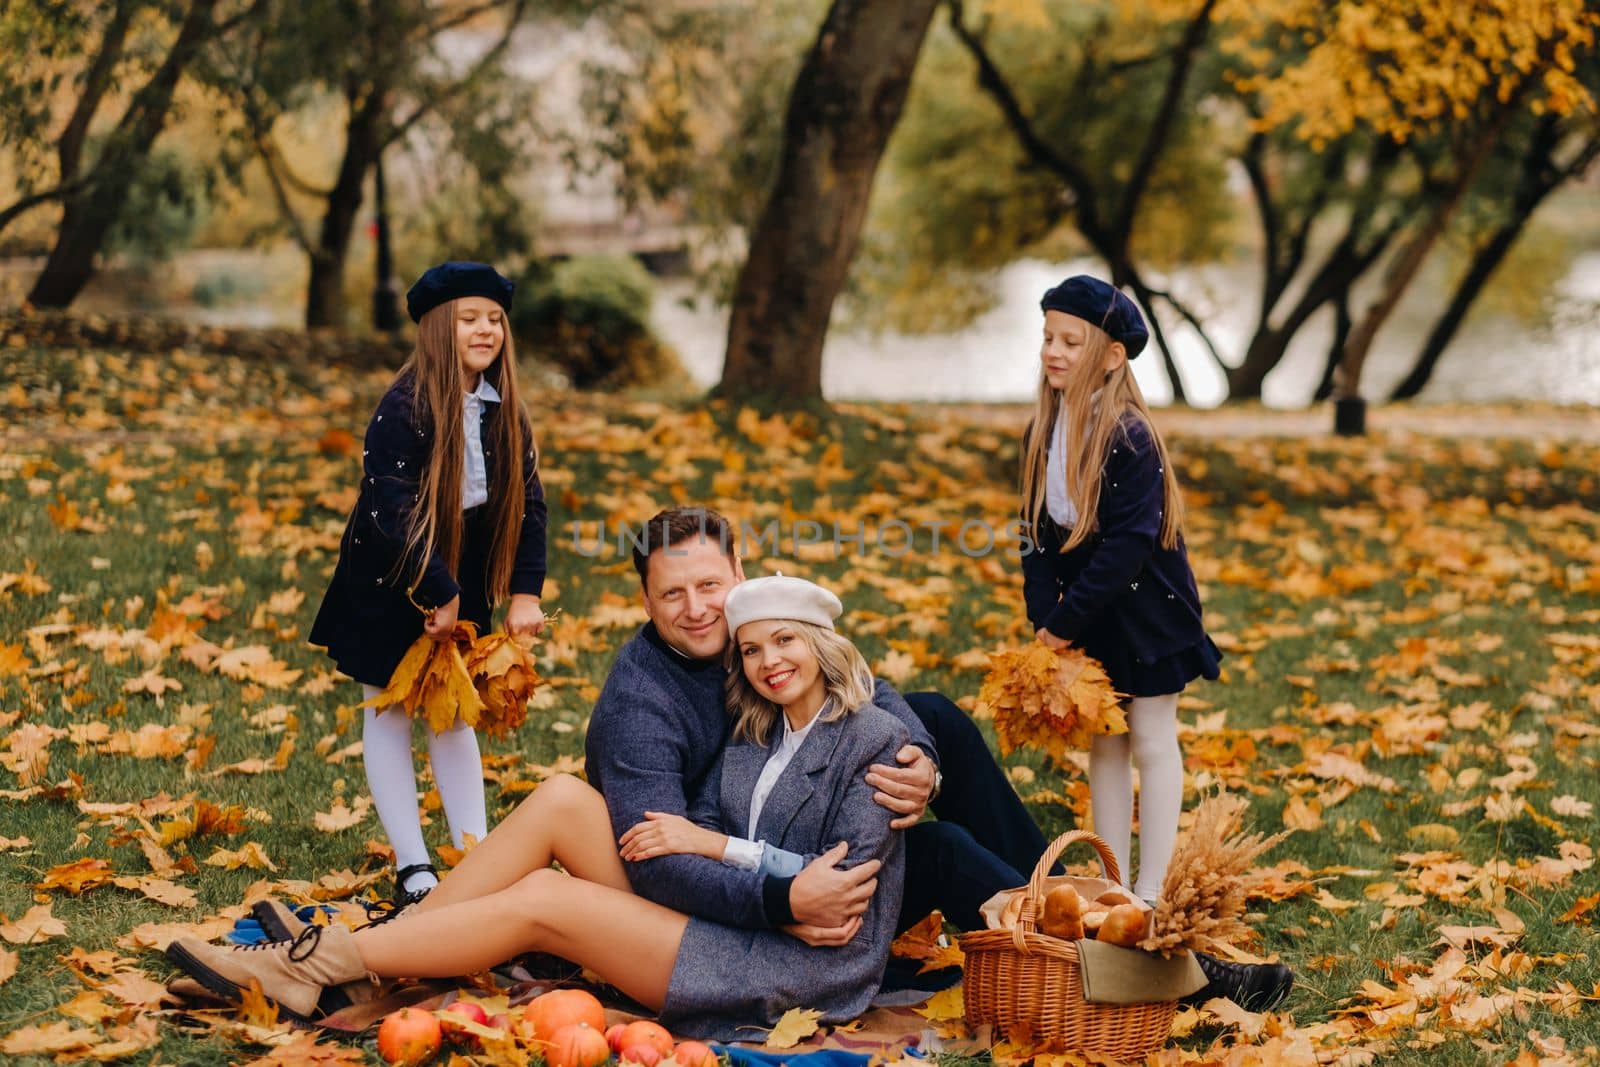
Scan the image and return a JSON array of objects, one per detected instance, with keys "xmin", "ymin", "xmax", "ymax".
[
  {"xmin": 309, "ymin": 262, "xmax": 548, "ymax": 904},
  {"xmin": 1018, "ymin": 275, "xmax": 1221, "ymax": 905}
]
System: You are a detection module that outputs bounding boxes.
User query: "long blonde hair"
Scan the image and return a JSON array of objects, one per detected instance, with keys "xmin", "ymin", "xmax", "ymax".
[
  {"xmin": 725, "ymin": 621, "xmax": 874, "ymax": 745},
  {"xmin": 396, "ymin": 299, "xmax": 537, "ymax": 605},
  {"xmin": 1020, "ymin": 324, "xmax": 1183, "ymax": 552}
]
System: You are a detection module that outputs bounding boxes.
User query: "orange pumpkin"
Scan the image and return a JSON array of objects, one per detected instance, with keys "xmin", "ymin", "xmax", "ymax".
[
  {"xmin": 616, "ymin": 1020, "xmax": 674, "ymax": 1058},
  {"xmin": 546, "ymin": 1023, "xmax": 611, "ymax": 1067},
  {"xmin": 674, "ymin": 1040, "xmax": 719, "ymax": 1067},
  {"xmin": 524, "ymin": 989, "xmax": 607, "ymax": 1044}
]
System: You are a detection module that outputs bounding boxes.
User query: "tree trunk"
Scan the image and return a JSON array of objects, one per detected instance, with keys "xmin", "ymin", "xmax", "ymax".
[
  {"xmin": 1313, "ymin": 291, "xmax": 1353, "ymax": 402},
  {"xmin": 1388, "ymin": 222, "xmax": 1521, "ymax": 402},
  {"xmin": 305, "ymin": 93, "xmax": 386, "ymax": 330},
  {"xmin": 1226, "ymin": 225, "xmax": 1395, "ymax": 399},
  {"xmin": 1124, "ymin": 273, "xmax": 1187, "ymax": 403},
  {"xmin": 1331, "ymin": 99, "xmax": 1525, "ymax": 416},
  {"xmin": 720, "ymin": 0, "xmax": 939, "ymax": 401},
  {"xmin": 27, "ymin": 0, "xmax": 219, "ymax": 308},
  {"xmin": 1390, "ymin": 118, "xmax": 1596, "ymax": 401}
]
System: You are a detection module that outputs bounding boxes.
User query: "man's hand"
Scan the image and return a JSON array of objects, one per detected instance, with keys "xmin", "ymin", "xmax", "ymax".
[
  {"xmin": 619, "ymin": 812, "xmax": 726, "ymax": 862},
  {"xmin": 782, "ymin": 917, "xmax": 862, "ymax": 947},
  {"xmin": 1036, "ymin": 627, "xmax": 1069, "ymax": 651},
  {"xmin": 867, "ymin": 745, "xmax": 935, "ymax": 829},
  {"xmin": 424, "ymin": 594, "xmax": 460, "ymax": 639},
  {"xmin": 789, "ymin": 842, "xmax": 879, "ymax": 927}
]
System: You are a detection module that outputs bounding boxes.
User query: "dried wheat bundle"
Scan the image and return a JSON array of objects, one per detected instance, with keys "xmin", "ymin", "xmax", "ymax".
[
  {"xmin": 977, "ymin": 643, "xmax": 1127, "ymax": 764},
  {"xmin": 1140, "ymin": 792, "xmax": 1289, "ymax": 956}
]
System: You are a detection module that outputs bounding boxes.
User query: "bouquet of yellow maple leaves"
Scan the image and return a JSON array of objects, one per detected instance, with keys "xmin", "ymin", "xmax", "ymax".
[
  {"xmin": 976, "ymin": 643, "xmax": 1127, "ymax": 762},
  {"xmin": 363, "ymin": 622, "xmax": 541, "ymax": 737}
]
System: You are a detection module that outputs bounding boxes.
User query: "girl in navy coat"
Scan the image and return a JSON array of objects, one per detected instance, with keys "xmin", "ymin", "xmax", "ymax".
[
  {"xmin": 1018, "ymin": 275, "xmax": 1220, "ymax": 905},
  {"xmin": 309, "ymin": 262, "xmax": 547, "ymax": 902}
]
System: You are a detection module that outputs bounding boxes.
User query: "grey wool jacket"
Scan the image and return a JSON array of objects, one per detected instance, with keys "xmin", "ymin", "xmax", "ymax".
[
  {"xmin": 658, "ymin": 704, "xmax": 909, "ymax": 1040},
  {"xmin": 584, "ymin": 623, "xmax": 935, "ymax": 930}
]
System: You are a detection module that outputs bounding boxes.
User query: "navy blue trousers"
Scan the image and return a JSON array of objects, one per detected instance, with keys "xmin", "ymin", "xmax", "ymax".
[{"xmin": 897, "ymin": 692, "xmax": 1047, "ymax": 933}]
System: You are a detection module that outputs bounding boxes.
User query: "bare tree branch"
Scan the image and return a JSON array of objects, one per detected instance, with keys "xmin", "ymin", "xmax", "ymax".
[
  {"xmin": 1114, "ymin": 0, "xmax": 1217, "ymax": 241},
  {"xmin": 388, "ymin": 0, "xmax": 529, "ymax": 145},
  {"xmin": 944, "ymin": 0, "xmax": 1111, "ymax": 251},
  {"xmin": 0, "ymin": 182, "xmax": 86, "ymax": 234}
]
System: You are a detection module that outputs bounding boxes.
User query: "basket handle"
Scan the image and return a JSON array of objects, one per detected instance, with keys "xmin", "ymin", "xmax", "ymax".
[{"xmin": 1015, "ymin": 829, "xmax": 1122, "ymax": 935}]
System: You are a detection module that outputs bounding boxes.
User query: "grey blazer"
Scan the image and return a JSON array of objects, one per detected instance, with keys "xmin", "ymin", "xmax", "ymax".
[{"xmin": 658, "ymin": 703, "xmax": 909, "ymax": 1041}]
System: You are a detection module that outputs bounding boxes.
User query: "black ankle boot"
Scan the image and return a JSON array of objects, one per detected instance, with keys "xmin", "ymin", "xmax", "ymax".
[{"xmin": 1182, "ymin": 952, "xmax": 1294, "ymax": 1011}]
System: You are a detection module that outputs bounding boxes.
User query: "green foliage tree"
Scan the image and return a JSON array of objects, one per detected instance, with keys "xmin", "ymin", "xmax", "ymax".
[
  {"xmin": 201, "ymin": 0, "xmax": 552, "ymax": 329},
  {"xmin": 868, "ymin": 0, "xmax": 1236, "ymax": 400},
  {"xmin": 718, "ymin": 0, "xmax": 943, "ymax": 402},
  {"xmin": 1, "ymin": 0, "xmax": 265, "ymax": 308},
  {"xmin": 1220, "ymin": 0, "xmax": 1599, "ymax": 429}
]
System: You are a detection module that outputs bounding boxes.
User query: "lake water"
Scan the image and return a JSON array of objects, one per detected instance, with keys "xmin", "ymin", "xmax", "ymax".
[{"xmin": 652, "ymin": 255, "xmax": 1600, "ymax": 408}]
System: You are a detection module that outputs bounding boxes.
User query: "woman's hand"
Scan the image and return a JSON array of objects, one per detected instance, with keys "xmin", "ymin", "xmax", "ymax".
[
  {"xmin": 505, "ymin": 593, "xmax": 545, "ymax": 640},
  {"xmin": 425, "ymin": 595, "xmax": 461, "ymax": 639},
  {"xmin": 1036, "ymin": 627, "xmax": 1070, "ymax": 651},
  {"xmin": 619, "ymin": 812, "xmax": 727, "ymax": 862}
]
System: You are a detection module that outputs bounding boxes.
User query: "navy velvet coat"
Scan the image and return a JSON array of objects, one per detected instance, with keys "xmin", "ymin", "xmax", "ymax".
[
  {"xmin": 1019, "ymin": 415, "xmax": 1218, "ymax": 696},
  {"xmin": 309, "ymin": 367, "xmax": 547, "ymax": 688}
]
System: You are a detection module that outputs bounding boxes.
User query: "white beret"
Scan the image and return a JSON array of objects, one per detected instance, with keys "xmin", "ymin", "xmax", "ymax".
[{"xmin": 724, "ymin": 574, "xmax": 843, "ymax": 638}]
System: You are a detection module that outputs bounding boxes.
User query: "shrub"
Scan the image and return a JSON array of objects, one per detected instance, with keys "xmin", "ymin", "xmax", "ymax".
[{"xmin": 512, "ymin": 255, "xmax": 681, "ymax": 390}]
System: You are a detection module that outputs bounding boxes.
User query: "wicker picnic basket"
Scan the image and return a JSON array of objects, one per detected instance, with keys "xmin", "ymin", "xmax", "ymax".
[{"xmin": 959, "ymin": 830, "xmax": 1177, "ymax": 1061}]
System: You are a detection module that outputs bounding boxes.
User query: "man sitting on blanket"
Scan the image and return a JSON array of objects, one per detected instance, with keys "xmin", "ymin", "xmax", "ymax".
[{"xmin": 585, "ymin": 506, "xmax": 1292, "ymax": 1010}]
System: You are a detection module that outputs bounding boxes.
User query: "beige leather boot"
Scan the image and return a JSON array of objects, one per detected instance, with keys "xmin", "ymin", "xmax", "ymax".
[
  {"xmin": 248, "ymin": 900, "xmax": 385, "ymax": 1011},
  {"xmin": 166, "ymin": 924, "xmax": 374, "ymax": 1021}
]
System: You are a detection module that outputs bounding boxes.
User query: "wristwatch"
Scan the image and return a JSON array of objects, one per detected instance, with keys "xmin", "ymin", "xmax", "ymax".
[{"xmin": 930, "ymin": 769, "xmax": 943, "ymax": 801}]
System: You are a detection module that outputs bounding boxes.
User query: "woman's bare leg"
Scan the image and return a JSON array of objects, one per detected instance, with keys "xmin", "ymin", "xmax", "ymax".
[
  {"xmin": 413, "ymin": 774, "xmax": 629, "ymax": 916},
  {"xmin": 356, "ymin": 869, "xmax": 687, "ymax": 1010}
]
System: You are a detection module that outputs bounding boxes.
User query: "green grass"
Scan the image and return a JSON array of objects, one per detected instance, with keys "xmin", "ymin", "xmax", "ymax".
[{"xmin": 2, "ymin": 344, "xmax": 1599, "ymax": 1064}]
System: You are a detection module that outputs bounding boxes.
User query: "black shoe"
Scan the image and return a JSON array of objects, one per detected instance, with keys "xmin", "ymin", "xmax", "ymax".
[
  {"xmin": 392, "ymin": 862, "xmax": 437, "ymax": 903},
  {"xmin": 1182, "ymin": 952, "xmax": 1294, "ymax": 1012}
]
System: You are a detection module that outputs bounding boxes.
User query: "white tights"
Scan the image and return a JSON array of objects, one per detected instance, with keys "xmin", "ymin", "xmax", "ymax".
[
  {"xmin": 360, "ymin": 685, "xmax": 489, "ymax": 893},
  {"xmin": 1088, "ymin": 692, "xmax": 1182, "ymax": 903}
]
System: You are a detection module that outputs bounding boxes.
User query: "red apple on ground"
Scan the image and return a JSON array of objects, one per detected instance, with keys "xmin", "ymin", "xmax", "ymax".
[
  {"xmin": 376, "ymin": 1006, "xmax": 443, "ymax": 1065},
  {"xmin": 606, "ymin": 1023, "xmax": 629, "ymax": 1052},
  {"xmin": 439, "ymin": 999, "xmax": 490, "ymax": 1048},
  {"xmin": 674, "ymin": 1040, "xmax": 719, "ymax": 1067}
]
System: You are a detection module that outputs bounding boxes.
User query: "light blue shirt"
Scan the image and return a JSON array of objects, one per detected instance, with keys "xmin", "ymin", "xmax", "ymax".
[
  {"xmin": 462, "ymin": 375, "xmax": 500, "ymax": 509},
  {"xmin": 719, "ymin": 702, "xmax": 829, "ymax": 878}
]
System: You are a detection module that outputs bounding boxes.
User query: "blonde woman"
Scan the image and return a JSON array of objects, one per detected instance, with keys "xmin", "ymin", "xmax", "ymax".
[
  {"xmin": 168, "ymin": 576, "xmax": 908, "ymax": 1039},
  {"xmin": 308, "ymin": 262, "xmax": 547, "ymax": 903}
]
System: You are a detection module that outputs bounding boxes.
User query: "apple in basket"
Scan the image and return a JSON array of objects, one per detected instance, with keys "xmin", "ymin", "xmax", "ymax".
[{"xmin": 376, "ymin": 1006, "xmax": 443, "ymax": 1065}]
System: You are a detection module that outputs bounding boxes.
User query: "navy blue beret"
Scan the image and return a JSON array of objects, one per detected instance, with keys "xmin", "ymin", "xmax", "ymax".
[
  {"xmin": 1040, "ymin": 275, "xmax": 1148, "ymax": 359},
  {"xmin": 405, "ymin": 261, "xmax": 515, "ymax": 324}
]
